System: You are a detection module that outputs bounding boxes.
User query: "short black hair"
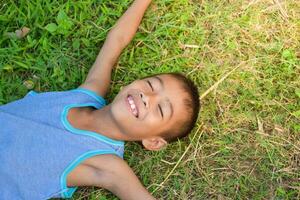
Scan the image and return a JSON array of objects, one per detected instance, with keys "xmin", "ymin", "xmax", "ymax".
[{"xmin": 147, "ymin": 72, "xmax": 200, "ymax": 142}]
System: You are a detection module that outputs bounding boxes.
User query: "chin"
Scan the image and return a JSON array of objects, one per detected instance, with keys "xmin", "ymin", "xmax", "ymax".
[{"xmin": 110, "ymin": 102, "xmax": 132, "ymax": 130}]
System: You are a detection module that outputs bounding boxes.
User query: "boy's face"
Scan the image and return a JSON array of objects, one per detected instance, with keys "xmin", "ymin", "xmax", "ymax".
[{"xmin": 110, "ymin": 74, "xmax": 188, "ymax": 141}]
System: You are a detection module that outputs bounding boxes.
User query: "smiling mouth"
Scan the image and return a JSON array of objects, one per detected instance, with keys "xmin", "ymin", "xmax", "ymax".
[{"xmin": 127, "ymin": 95, "xmax": 139, "ymax": 118}]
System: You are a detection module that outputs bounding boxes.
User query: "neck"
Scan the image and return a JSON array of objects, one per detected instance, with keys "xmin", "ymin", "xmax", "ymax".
[{"xmin": 87, "ymin": 105, "xmax": 130, "ymax": 141}]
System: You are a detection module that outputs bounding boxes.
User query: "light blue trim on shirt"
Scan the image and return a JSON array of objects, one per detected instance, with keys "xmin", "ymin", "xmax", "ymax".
[
  {"xmin": 72, "ymin": 88, "xmax": 107, "ymax": 105},
  {"xmin": 60, "ymin": 150, "xmax": 120, "ymax": 198},
  {"xmin": 61, "ymin": 103, "xmax": 124, "ymax": 146},
  {"xmin": 25, "ymin": 90, "xmax": 38, "ymax": 98},
  {"xmin": 28, "ymin": 90, "xmax": 38, "ymax": 96}
]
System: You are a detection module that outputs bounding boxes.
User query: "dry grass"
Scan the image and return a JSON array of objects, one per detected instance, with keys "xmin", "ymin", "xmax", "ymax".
[{"xmin": 0, "ymin": 0, "xmax": 299, "ymax": 199}]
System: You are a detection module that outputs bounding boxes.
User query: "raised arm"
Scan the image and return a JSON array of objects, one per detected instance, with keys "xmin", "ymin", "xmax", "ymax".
[{"xmin": 80, "ymin": 0, "xmax": 152, "ymax": 96}]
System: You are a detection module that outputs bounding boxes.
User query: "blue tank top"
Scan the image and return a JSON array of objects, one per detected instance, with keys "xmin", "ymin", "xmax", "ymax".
[{"xmin": 0, "ymin": 88, "xmax": 125, "ymax": 199}]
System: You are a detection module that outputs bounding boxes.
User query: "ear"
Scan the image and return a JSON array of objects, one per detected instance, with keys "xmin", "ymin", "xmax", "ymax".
[{"xmin": 142, "ymin": 137, "xmax": 168, "ymax": 151}]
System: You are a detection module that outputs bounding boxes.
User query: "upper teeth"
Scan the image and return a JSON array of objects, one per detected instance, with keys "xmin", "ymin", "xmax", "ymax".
[
  {"xmin": 129, "ymin": 100, "xmax": 135, "ymax": 108},
  {"xmin": 128, "ymin": 96, "xmax": 138, "ymax": 117}
]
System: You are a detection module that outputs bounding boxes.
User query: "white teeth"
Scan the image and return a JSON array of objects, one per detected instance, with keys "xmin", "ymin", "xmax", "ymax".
[{"xmin": 127, "ymin": 95, "xmax": 138, "ymax": 117}]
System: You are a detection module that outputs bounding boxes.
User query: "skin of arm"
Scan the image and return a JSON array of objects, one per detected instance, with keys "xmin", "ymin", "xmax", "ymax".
[
  {"xmin": 67, "ymin": 154, "xmax": 156, "ymax": 200},
  {"xmin": 73, "ymin": 1, "xmax": 156, "ymax": 198},
  {"xmin": 80, "ymin": 0, "xmax": 152, "ymax": 97}
]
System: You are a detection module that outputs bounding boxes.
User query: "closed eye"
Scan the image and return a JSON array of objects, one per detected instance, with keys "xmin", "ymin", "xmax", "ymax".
[
  {"xmin": 147, "ymin": 80, "xmax": 154, "ymax": 91},
  {"xmin": 158, "ymin": 104, "xmax": 163, "ymax": 118}
]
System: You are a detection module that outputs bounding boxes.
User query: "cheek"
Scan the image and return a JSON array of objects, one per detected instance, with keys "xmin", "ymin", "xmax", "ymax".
[
  {"xmin": 111, "ymin": 96, "xmax": 163, "ymax": 130},
  {"xmin": 143, "ymin": 114, "xmax": 164, "ymax": 129}
]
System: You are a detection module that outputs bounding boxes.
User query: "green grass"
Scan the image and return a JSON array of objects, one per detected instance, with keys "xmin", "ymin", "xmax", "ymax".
[{"xmin": 1, "ymin": 0, "xmax": 299, "ymax": 199}]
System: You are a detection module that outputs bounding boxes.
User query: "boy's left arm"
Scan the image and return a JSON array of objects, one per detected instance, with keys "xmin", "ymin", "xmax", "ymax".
[
  {"xmin": 80, "ymin": 0, "xmax": 152, "ymax": 97},
  {"xmin": 67, "ymin": 154, "xmax": 156, "ymax": 200}
]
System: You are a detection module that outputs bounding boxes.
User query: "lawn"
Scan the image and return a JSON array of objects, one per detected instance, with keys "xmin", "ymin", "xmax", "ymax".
[{"xmin": 0, "ymin": 0, "xmax": 299, "ymax": 199}]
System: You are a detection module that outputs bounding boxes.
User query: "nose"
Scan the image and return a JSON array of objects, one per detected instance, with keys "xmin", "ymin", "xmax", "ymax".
[{"xmin": 139, "ymin": 92, "xmax": 150, "ymax": 108}]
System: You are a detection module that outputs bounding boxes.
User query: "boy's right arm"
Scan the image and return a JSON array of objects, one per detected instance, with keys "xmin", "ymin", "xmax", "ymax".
[{"xmin": 80, "ymin": 0, "xmax": 152, "ymax": 97}]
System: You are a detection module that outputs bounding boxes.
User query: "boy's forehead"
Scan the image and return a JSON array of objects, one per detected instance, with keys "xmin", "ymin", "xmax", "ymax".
[
  {"xmin": 145, "ymin": 75, "xmax": 185, "ymax": 95},
  {"xmin": 158, "ymin": 75, "xmax": 188, "ymax": 112},
  {"xmin": 141, "ymin": 74, "xmax": 188, "ymax": 101},
  {"xmin": 146, "ymin": 74, "xmax": 179, "ymax": 85},
  {"xmin": 155, "ymin": 74, "xmax": 184, "ymax": 90}
]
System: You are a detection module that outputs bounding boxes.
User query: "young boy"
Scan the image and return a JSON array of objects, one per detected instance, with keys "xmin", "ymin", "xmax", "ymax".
[{"xmin": 0, "ymin": 0, "xmax": 200, "ymax": 199}]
